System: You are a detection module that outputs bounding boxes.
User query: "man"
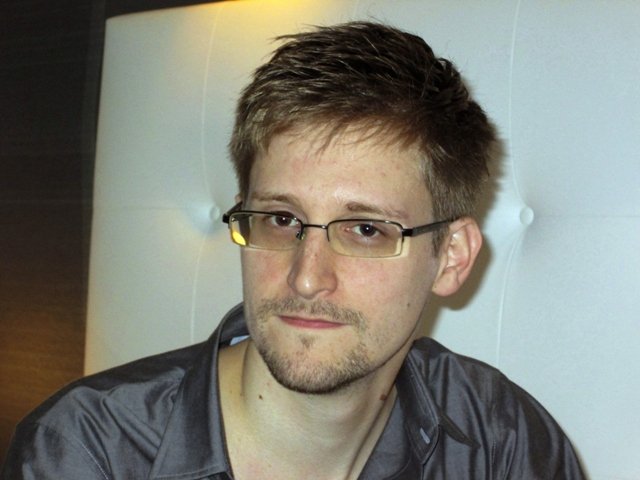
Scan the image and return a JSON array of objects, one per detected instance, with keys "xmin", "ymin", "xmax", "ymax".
[{"xmin": 2, "ymin": 22, "xmax": 585, "ymax": 479}]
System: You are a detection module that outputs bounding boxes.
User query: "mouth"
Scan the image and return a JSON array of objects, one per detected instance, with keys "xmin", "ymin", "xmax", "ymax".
[{"xmin": 279, "ymin": 315, "xmax": 345, "ymax": 330}]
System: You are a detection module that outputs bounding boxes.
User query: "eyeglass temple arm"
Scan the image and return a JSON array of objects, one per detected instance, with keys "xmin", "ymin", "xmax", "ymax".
[{"xmin": 401, "ymin": 219, "xmax": 452, "ymax": 237}]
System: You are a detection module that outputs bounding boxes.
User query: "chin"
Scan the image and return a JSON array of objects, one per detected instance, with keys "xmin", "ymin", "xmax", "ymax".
[{"xmin": 257, "ymin": 341, "xmax": 372, "ymax": 395}]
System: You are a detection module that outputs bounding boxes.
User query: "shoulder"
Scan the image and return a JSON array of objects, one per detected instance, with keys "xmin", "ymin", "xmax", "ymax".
[
  {"xmin": 410, "ymin": 337, "xmax": 515, "ymax": 406},
  {"xmin": 3, "ymin": 342, "xmax": 205, "ymax": 479},
  {"xmin": 409, "ymin": 337, "xmax": 558, "ymax": 431},
  {"xmin": 408, "ymin": 338, "xmax": 586, "ymax": 478},
  {"xmin": 29, "ymin": 341, "xmax": 204, "ymax": 429}
]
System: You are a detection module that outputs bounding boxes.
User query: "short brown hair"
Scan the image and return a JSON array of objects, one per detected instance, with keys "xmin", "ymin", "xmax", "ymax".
[{"xmin": 229, "ymin": 21, "xmax": 496, "ymax": 251}]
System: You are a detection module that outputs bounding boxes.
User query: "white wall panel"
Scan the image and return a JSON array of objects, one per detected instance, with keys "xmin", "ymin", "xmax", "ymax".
[
  {"xmin": 86, "ymin": 208, "xmax": 202, "ymax": 371},
  {"xmin": 511, "ymin": 1, "xmax": 640, "ymax": 217},
  {"xmin": 500, "ymin": 218, "xmax": 640, "ymax": 478},
  {"xmin": 503, "ymin": 2, "xmax": 640, "ymax": 476}
]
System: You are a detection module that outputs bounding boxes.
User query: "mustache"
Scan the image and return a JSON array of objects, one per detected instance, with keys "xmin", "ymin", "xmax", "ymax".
[{"xmin": 255, "ymin": 297, "xmax": 365, "ymax": 330}]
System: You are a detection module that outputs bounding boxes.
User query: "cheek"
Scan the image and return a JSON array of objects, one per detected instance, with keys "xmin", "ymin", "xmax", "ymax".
[
  {"xmin": 359, "ymin": 259, "xmax": 431, "ymax": 298},
  {"xmin": 241, "ymin": 251, "xmax": 290, "ymax": 296},
  {"xmin": 344, "ymin": 259, "xmax": 430, "ymax": 306},
  {"xmin": 347, "ymin": 255, "xmax": 437, "ymax": 329}
]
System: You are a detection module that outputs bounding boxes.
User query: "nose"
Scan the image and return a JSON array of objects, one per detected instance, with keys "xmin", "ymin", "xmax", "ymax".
[{"xmin": 287, "ymin": 227, "xmax": 338, "ymax": 300}]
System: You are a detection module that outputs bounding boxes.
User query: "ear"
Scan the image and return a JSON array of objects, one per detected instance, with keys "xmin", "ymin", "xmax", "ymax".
[
  {"xmin": 234, "ymin": 193, "xmax": 243, "ymax": 204},
  {"xmin": 431, "ymin": 217, "xmax": 483, "ymax": 297}
]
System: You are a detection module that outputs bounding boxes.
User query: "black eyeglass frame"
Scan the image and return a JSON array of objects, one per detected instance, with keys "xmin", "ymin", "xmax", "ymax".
[{"xmin": 222, "ymin": 202, "xmax": 452, "ymax": 255}]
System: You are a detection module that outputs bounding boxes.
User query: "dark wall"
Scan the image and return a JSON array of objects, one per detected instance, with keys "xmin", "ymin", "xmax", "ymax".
[
  {"xmin": 106, "ymin": 0, "xmax": 215, "ymax": 17},
  {"xmin": 0, "ymin": 0, "xmax": 225, "ymax": 464},
  {"xmin": 0, "ymin": 0, "xmax": 105, "ymax": 463}
]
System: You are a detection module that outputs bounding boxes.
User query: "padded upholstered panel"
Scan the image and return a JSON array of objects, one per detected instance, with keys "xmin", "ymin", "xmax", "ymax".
[{"xmin": 87, "ymin": 1, "xmax": 640, "ymax": 478}]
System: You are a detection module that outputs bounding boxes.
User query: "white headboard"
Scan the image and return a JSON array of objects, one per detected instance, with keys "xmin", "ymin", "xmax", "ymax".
[{"xmin": 87, "ymin": 1, "xmax": 640, "ymax": 478}]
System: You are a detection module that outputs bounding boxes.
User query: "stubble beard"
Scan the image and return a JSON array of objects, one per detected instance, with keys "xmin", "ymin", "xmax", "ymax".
[{"xmin": 251, "ymin": 297, "xmax": 374, "ymax": 395}]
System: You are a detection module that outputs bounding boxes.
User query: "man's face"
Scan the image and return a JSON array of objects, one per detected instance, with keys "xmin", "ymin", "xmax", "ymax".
[{"xmin": 240, "ymin": 128, "xmax": 442, "ymax": 394}]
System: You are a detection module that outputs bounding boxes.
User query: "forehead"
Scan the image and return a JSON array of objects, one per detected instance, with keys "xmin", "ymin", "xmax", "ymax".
[{"xmin": 247, "ymin": 127, "xmax": 432, "ymax": 221}]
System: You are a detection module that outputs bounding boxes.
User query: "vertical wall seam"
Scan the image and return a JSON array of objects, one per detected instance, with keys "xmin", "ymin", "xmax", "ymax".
[
  {"xmin": 507, "ymin": 0, "xmax": 523, "ymax": 198},
  {"xmin": 496, "ymin": 0, "xmax": 525, "ymax": 368},
  {"xmin": 495, "ymin": 228, "xmax": 526, "ymax": 369},
  {"xmin": 188, "ymin": 6, "xmax": 222, "ymax": 344}
]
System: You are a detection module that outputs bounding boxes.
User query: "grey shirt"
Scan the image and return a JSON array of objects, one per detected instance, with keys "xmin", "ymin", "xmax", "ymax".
[{"xmin": 2, "ymin": 304, "xmax": 585, "ymax": 479}]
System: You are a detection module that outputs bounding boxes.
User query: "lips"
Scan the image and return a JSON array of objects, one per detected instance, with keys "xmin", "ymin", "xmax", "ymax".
[{"xmin": 279, "ymin": 315, "xmax": 345, "ymax": 329}]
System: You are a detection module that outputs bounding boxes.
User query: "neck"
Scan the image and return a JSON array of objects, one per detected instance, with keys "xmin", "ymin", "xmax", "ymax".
[{"xmin": 219, "ymin": 340, "xmax": 406, "ymax": 480}]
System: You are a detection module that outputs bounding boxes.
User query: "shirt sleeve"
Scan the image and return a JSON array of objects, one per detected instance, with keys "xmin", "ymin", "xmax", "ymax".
[{"xmin": 1, "ymin": 421, "xmax": 110, "ymax": 480}]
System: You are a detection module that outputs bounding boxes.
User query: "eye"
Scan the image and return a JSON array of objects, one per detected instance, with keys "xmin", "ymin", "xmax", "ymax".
[
  {"xmin": 266, "ymin": 212, "xmax": 298, "ymax": 228},
  {"xmin": 339, "ymin": 220, "xmax": 398, "ymax": 243},
  {"xmin": 352, "ymin": 222, "xmax": 382, "ymax": 238}
]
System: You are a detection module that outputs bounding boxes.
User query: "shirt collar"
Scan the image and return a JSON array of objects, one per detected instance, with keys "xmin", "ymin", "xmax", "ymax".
[
  {"xmin": 360, "ymin": 339, "xmax": 476, "ymax": 477},
  {"xmin": 397, "ymin": 341, "xmax": 477, "ymax": 451}
]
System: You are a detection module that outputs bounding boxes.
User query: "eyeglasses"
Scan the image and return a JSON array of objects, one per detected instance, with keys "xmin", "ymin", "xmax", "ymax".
[{"xmin": 222, "ymin": 203, "xmax": 451, "ymax": 258}]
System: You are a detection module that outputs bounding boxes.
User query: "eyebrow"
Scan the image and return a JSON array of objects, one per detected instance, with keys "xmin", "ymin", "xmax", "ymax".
[
  {"xmin": 249, "ymin": 192, "xmax": 297, "ymax": 206},
  {"xmin": 250, "ymin": 192, "xmax": 409, "ymax": 222},
  {"xmin": 343, "ymin": 201, "xmax": 409, "ymax": 221}
]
